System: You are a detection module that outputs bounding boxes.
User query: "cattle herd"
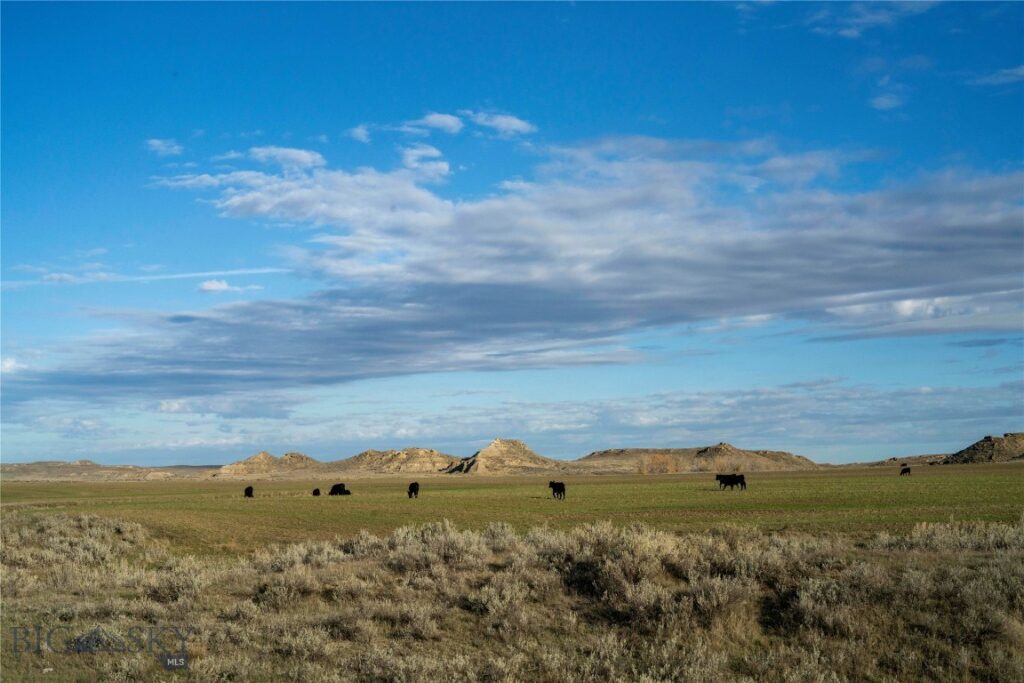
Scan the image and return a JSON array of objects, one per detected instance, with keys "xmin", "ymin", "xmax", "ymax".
[
  {"xmin": 242, "ymin": 465, "xmax": 915, "ymax": 498},
  {"xmin": 241, "ymin": 474, "xmax": 761, "ymax": 499}
]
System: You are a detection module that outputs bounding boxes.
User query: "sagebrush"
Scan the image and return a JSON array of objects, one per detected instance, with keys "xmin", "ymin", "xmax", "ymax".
[{"xmin": 2, "ymin": 513, "xmax": 1022, "ymax": 682}]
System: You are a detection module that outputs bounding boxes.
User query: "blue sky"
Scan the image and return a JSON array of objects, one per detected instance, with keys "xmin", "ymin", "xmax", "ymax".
[{"xmin": 2, "ymin": 2, "xmax": 1022, "ymax": 465}]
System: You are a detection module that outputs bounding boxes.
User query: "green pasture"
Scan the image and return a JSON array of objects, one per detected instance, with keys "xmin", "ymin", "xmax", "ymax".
[{"xmin": 2, "ymin": 464, "xmax": 1022, "ymax": 554}]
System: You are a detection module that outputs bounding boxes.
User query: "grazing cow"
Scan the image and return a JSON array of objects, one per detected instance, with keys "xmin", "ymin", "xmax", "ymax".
[
  {"xmin": 312, "ymin": 488, "xmax": 320, "ymax": 496},
  {"xmin": 244, "ymin": 486, "xmax": 254, "ymax": 498},
  {"xmin": 408, "ymin": 482, "xmax": 420, "ymax": 499},
  {"xmin": 329, "ymin": 483, "xmax": 351, "ymax": 496},
  {"xmin": 900, "ymin": 466, "xmax": 911, "ymax": 476},
  {"xmin": 548, "ymin": 481, "xmax": 566, "ymax": 500},
  {"xmin": 716, "ymin": 474, "xmax": 746, "ymax": 490}
]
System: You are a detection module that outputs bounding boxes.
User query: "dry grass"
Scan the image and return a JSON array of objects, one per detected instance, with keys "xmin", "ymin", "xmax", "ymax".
[{"xmin": 1, "ymin": 512, "xmax": 1023, "ymax": 681}]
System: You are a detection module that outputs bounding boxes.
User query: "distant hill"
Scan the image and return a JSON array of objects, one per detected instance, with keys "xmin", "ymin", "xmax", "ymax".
[
  {"xmin": 335, "ymin": 447, "xmax": 460, "ymax": 473},
  {"xmin": 944, "ymin": 433, "xmax": 1024, "ymax": 464},
  {"xmin": 572, "ymin": 442, "xmax": 817, "ymax": 474},
  {"xmin": 217, "ymin": 451, "xmax": 318, "ymax": 476},
  {"xmin": 12, "ymin": 433, "xmax": 1020, "ymax": 482},
  {"xmin": 441, "ymin": 439, "xmax": 565, "ymax": 475},
  {"xmin": 858, "ymin": 453, "xmax": 948, "ymax": 468},
  {"xmin": 0, "ymin": 460, "xmax": 217, "ymax": 482}
]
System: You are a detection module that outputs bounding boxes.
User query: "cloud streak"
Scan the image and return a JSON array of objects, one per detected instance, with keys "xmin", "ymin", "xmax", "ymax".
[
  {"xmin": 969, "ymin": 65, "xmax": 1024, "ymax": 86},
  {"xmin": 197, "ymin": 279, "xmax": 264, "ymax": 293},
  {"xmin": 461, "ymin": 110, "xmax": 537, "ymax": 137},
  {"xmin": 249, "ymin": 146, "xmax": 326, "ymax": 168},
  {"xmin": 3, "ymin": 267, "xmax": 289, "ymax": 289},
  {"xmin": 4, "ymin": 135, "xmax": 1022, "ymax": 415},
  {"xmin": 5, "ymin": 377, "xmax": 1020, "ymax": 463},
  {"xmin": 404, "ymin": 112, "xmax": 464, "ymax": 134},
  {"xmin": 145, "ymin": 138, "xmax": 183, "ymax": 156},
  {"xmin": 808, "ymin": 2, "xmax": 934, "ymax": 39}
]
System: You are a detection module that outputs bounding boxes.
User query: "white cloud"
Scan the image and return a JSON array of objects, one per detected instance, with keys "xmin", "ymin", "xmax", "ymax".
[
  {"xmin": 461, "ymin": 110, "xmax": 537, "ymax": 137},
  {"xmin": 198, "ymin": 279, "xmax": 236, "ymax": 292},
  {"xmin": 211, "ymin": 150, "xmax": 245, "ymax": 162},
  {"xmin": 348, "ymin": 125, "xmax": 371, "ymax": 144},
  {"xmin": 809, "ymin": 3, "xmax": 934, "ymax": 39},
  {"xmin": 43, "ymin": 272, "xmax": 79, "ymax": 283},
  {"xmin": 249, "ymin": 146, "xmax": 325, "ymax": 168},
  {"xmin": 3, "ymin": 267, "xmax": 287, "ymax": 289},
  {"xmin": 197, "ymin": 279, "xmax": 263, "ymax": 293},
  {"xmin": 400, "ymin": 143, "xmax": 450, "ymax": 180},
  {"xmin": 157, "ymin": 395, "xmax": 291, "ymax": 419},
  {"xmin": 157, "ymin": 139, "xmax": 1022, "ymax": 340},
  {"xmin": 16, "ymin": 376, "xmax": 1018, "ymax": 462},
  {"xmin": 1, "ymin": 357, "xmax": 26, "ymax": 373},
  {"xmin": 9, "ymin": 136, "xmax": 1019, "ymax": 417},
  {"xmin": 405, "ymin": 112, "xmax": 464, "ymax": 134},
  {"xmin": 146, "ymin": 138, "xmax": 184, "ymax": 156},
  {"xmin": 755, "ymin": 151, "xmax": 839, "ymax": 184},
  {"xmin": 27, "ymin": 414, "xmax": 111, "ymax": 439},
  {"xmin": 870, "ymin": 93, "xmax": 905, "ymax": 110},
  {"xmin": 970, "ymin": 65, "xmax": 1024, "ymax": 86}
]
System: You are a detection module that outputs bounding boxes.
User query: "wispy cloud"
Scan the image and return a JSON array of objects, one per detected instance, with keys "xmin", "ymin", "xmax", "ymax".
[
  {"xmin": 870, "ymin": 93, "xmax": 905, "ymax": 111},
  {"xmin": 809, "ymin": 2, "xmax": 934, "ymax": 39},
  {"xmin": 211, "ymin": 150, "xmax": 245, "ymax": 162},
  {"xmin": 3, "ymin": 267, "xmax": 289, "ymax": 289},
  {"xmin": 145, "ymin": 138, "xmax": 184, "ymax": 156},
  {"xmin": 6, "ymin": 376, "xmax": 1020, "ymax": 462},
  {"xmin": 249, "ymin": 146, "xmax": 326, "ymax": 168},
  {"xmin": 460, "ymin": 110, "xmax": 537, "ymax": 137},
  {"xmin": 348, "ymin": 109, "xmax": 532, "ymax": 143},
  {"xmin": 156, "ymin": 394, "xmax": 293, "ymax": 419},
  {"xmin": 1, "ymin": 358, "xmax": 27, "ymax": 374},
  {"xmin": 197, "ymin": 279, "xmax": 264, "ymax": 293},
  {"xmin": 969, "ymin": 65, "xmax": 1024, "ymax": 86},
  {"xmin": 348, "ymin": 125, "xmax": 372, "ymax": 144},
  {"xmin": 6, "ymin": 136, "xmax": 1020, "ymax": 414},
  {"xmin": 404, "ymin": 112, "xmax": 464, "ymax": 135},
  {"xmin": 400, "ymin": 143, "xmax": 450, "ymax": 180}
]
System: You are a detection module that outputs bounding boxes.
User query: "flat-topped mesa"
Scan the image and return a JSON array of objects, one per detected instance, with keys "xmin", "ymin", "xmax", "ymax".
[
  {"xmin": 339, "ymin": 447, "xmax": 460, "ymax": 473},
  {"xmin": 441, "ymin": 438, "xmax": 564, "ymax": 475},
  {"xmin": 572, "ymin": 442, "xmax": 817, "ymax": 474},
  {"xmin": 945, "ymin": 433, "xmax": 1024, "ymax": 464}
]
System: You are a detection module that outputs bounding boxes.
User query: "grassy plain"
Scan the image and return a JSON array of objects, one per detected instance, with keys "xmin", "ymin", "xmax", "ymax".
[
  {"xmin": 2, "ymin": 465, "xmax": 1023, "ymax": 681},
  {"xmin": 2, "ymin": 464, "xmax": 1022, "ymax": 554}
]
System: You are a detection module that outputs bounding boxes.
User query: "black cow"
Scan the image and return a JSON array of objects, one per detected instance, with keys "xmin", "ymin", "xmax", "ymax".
[
  {"xmin": 244, "ymin": 486, "xmax": 254, "ymax": 498},
  {"xmin": 312, "ymin": 488, "xmax": 321, "ymax": 496},
  {"xmin": 715, "ymin": 474, "xmax": 746, "ymax": 490},
  {"xmin": 548, "ymin": 481, "xmax": 566, "ymax": 500},
  {"xmin": 408, "ymin": 482, "xmax": 420, "ymax": 499},
  {"xmin": 900, "ymin": 466, "xmax": 911, "ymax": 476},
  {"xmin": 329, "ymin": 483, "xmax": 351, "ymax": 496}
]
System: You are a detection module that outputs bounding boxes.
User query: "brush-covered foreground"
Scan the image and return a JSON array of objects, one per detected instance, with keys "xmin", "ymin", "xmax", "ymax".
[{"xmin": 2, "ymin": 511, "xmax": 1023, "ymax": 682}]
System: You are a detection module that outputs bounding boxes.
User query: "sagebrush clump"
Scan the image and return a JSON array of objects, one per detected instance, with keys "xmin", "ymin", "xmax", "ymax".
[{"xmin": 1, "ymin": 511, "xmax": 1022, "ymax": 682}]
